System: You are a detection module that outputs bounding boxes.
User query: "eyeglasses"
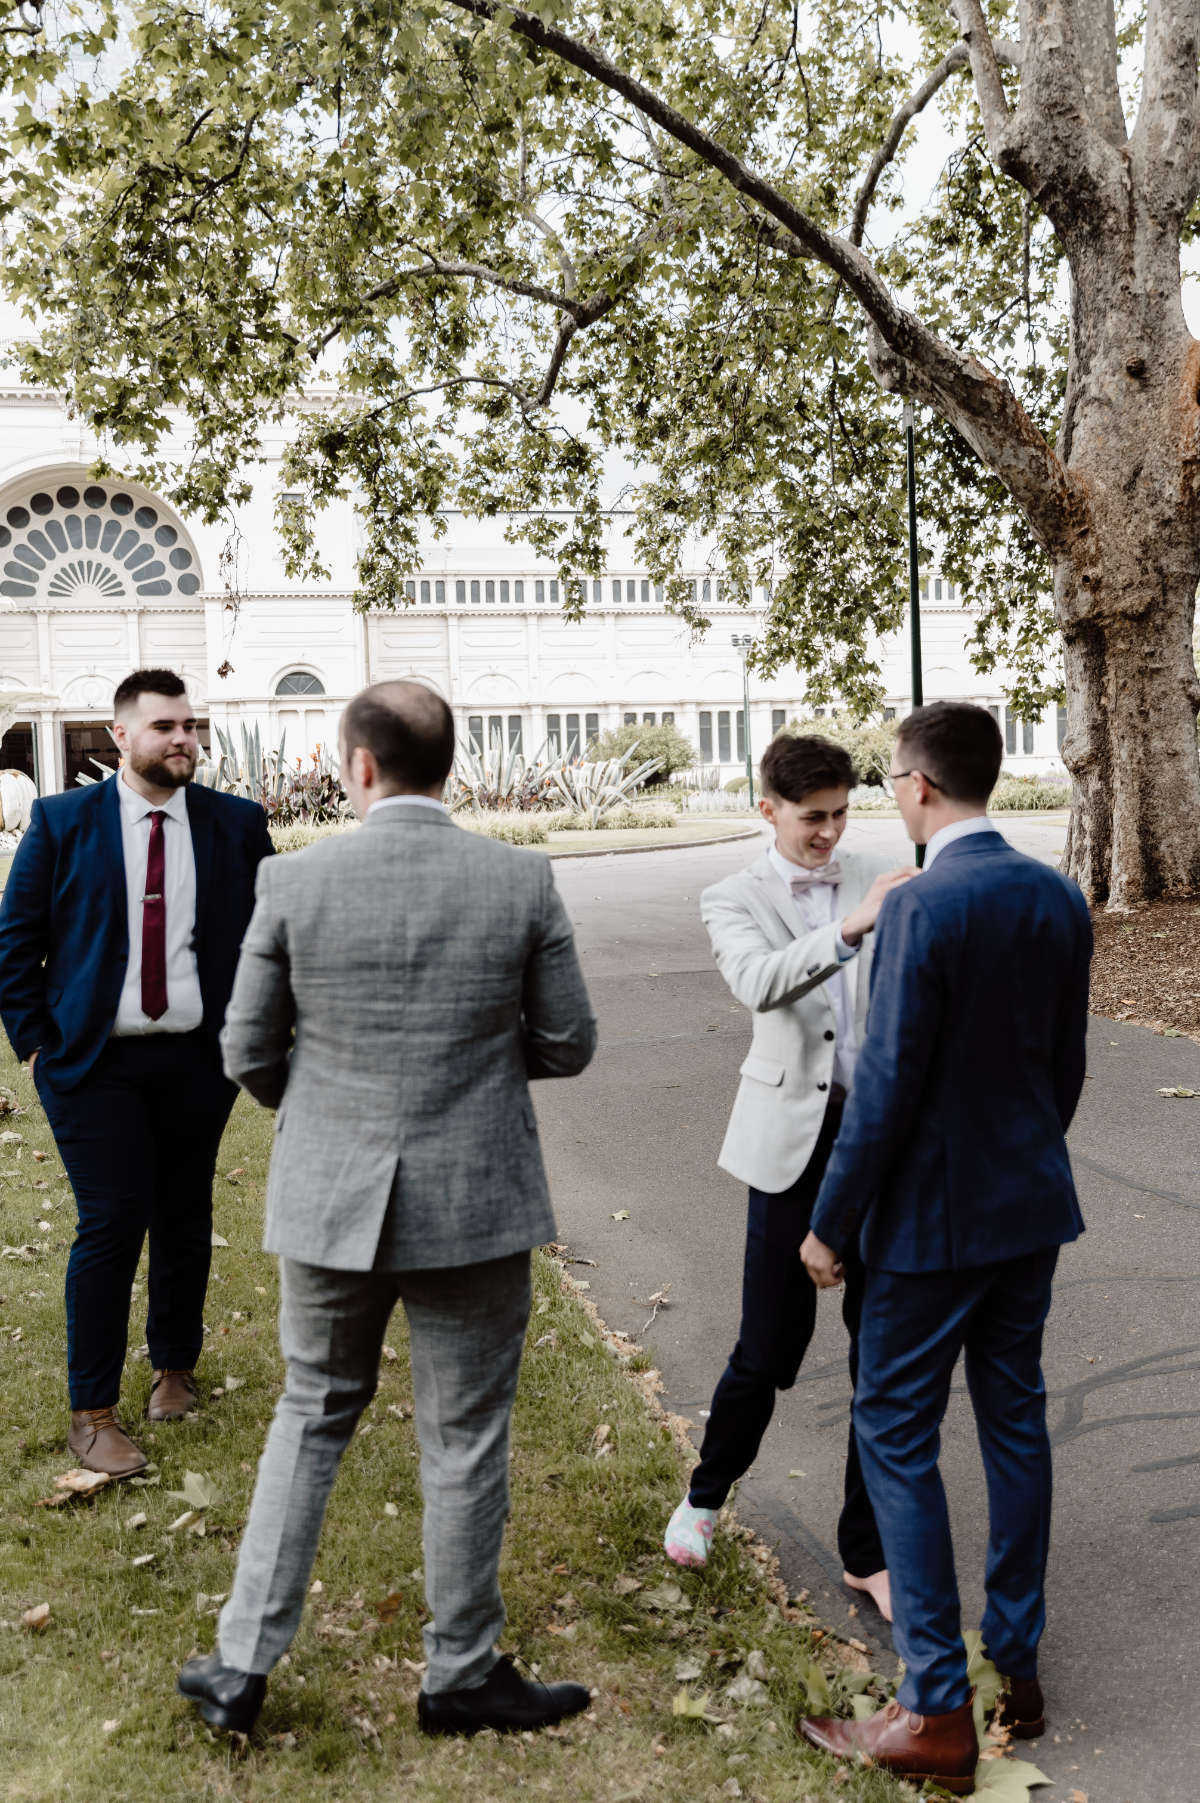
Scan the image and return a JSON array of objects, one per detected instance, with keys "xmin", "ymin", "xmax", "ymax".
[{"xmin": 888, "ymin": 768, "xmax": 941, "ymax": 789}]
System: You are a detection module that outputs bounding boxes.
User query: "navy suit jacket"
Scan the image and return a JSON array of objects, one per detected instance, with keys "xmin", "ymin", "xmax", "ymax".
[
  {"xmin": 810, "ymin": 830, "xmax": 1092, "ymax": 1272},
  {"xmin": 0, "ymin": 776, "xmax": 273, "ymax": 1090}
]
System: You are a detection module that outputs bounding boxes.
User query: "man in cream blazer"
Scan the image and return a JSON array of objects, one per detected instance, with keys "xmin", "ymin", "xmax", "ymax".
[{"xmin": 663, "ymin": 732, "xmax": 913, "ymax": 1618}]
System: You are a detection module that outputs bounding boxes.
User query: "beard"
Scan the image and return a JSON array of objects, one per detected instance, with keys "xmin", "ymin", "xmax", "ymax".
[{"xmin": 130, "ymin": 748, "xmax": 196, "ymax": 789}]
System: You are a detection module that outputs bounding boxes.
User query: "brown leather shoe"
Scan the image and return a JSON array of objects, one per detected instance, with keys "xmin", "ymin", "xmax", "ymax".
[
  {"xmin": 67, "ymin": 1407, "xmax": 148, "ymax": 1478},
  {"xmin": 799, "ymin": 1695, "xmax": 978, "ymax": 1795},
  {"xmin": 997, "ymin": 1675, "xmax": 1046, "ymax": 1738},
  {"xmin": 148, "ymin": 1368, "xmax": 198, "ymax": 1420}
]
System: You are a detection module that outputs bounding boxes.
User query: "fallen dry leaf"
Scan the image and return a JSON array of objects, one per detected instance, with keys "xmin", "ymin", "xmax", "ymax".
[
  {"xmin": 55, "ymin": 1468, "xmax": 112, "ymax": 1495},
  {"xmin": 22, "ymin": 1602, "xmax": 50, "ymax": 1631}
]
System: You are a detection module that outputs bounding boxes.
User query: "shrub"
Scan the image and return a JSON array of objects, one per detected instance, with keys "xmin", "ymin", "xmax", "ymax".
[
  {"xmin": 448, "ymin": 738, "xmax": 560, "ymax": 814},
  {"xmin": 195, "ymin": 723, "xmax": 351, "ymax": 825},
  {"xmin": 544, "ymin": 748, "xmax": 665, "ymax": 826},
  {"xmin": 724, "ymin": 775, "xmax": 750, "ymax": 793},
  {"xmin": 457, "ymin": 813, "xmax": 549, "ymax": 845},
  {"xmin": 558, "ymin": 802, "xmax": 679, "ymax": 831},
  {"xmin": 270, "ymin": 821, "xmax": 358, "ymax": 854},
  {"xmin": 587, "ymin": 722, "xmax": 697, "ymax": 786},
  {"xmin": 779, "ymin": 716, "xmax": 898, "ymax": 788},
  {"xmin": 990, "ymin": 774, "xmax": 1072, "ymax": 811}
]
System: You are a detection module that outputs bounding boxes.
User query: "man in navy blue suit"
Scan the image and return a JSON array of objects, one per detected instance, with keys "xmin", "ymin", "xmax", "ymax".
[
  {"xmin": 796, "ymin": 702, "xmax": 1091, "ymax": 1796},
  {"xmin": 0, "ymin": 670, "xmax": 273, "ymax": 1478}
]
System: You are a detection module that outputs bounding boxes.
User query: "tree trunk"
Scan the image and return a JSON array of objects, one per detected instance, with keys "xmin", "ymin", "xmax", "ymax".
[
  {"xmin": 1059, "ymin": 584, "xmax": 1200, "ymax": 905},
  {"xmin": 1053, "ymin": 226, "xmax": 1200, "ymax": 907}
]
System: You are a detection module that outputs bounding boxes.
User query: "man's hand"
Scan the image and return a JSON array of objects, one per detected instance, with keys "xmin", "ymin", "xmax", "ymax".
[
  {"xmin": 840, "ymin": 867, "xmax": 918, "ymax": 947},
  {"xmin": 801, "ymin": 1229, "xmax": 843, "ymax": 1288},
  {"xmin": 27, "ymin": 1051, "xmax": 37, "ymax": 1078}
]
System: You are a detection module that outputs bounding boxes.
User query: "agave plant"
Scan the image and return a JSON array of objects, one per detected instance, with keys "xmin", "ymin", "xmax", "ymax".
[
  {"xmin": 448, "ymin": 736, "xmax": 565, "ymax": 814},
  {"xmin": 544, "ymin": 745, "xmax": 665, "ymax": 828}
]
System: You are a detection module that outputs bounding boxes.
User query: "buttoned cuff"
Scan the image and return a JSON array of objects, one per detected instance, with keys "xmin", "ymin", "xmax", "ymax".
[{"xmin": 835, "ymin": 929, "xmax": 860, "ymax": 963}]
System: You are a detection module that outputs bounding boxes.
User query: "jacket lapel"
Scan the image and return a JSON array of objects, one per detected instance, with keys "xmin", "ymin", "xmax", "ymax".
[
  {"xmin": 187, "ymin": 784, "xmax": 215, "ymax": 954},
  {"xmin": 97, "ymin": 775, "xmax": 128, "ymax": 940},
  {"xmin": 753, "ymin": 855, "xmax": 806, "ymax": 941}
]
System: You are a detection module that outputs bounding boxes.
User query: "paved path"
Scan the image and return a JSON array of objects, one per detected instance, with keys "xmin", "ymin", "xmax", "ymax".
[{"xmin": 537, "ymin": 820, "xmax": 1200, "ymax": 1803}]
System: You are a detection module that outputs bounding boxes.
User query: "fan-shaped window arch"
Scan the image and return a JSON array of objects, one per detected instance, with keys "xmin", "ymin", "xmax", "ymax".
[
  {"xmin": 275, "ymin": 670, "xmax": 325, "ymax": 697},
  {"xmin": 0, "ymin": 481, "xmax": 201, "ymax": 601}
]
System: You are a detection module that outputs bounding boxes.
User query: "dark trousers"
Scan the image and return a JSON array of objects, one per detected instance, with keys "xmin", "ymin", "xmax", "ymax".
[
  {"xmin": 688, "ymin": 1102, "xmax": 885, "ymax": 1579},
  {"xmin": 36, "ymin": 1032, "xmax": 236, "ymax": 1410},
  {"xmin": 854, "ymin": 1249, "xmax": 1059, "ymax": 1715}
]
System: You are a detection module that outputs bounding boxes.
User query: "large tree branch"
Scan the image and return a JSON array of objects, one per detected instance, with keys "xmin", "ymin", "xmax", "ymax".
[
  {"xmin": 1072, "ymin": 0, "xmax": 1127, "ymax": 147},
  {"xmin": 442, "ymin": 0, "xmax": 1078, "ymax": 549},
  {"xmin": 1133, "ymin": 0, "xmax": 1200, "ymax": 218},
  {"xmin": 850, "ymin": 36, "xmax": 1022, "ymax": 246},
  {"xmin": 951, "ymin": 0, "xmax": 1124, "ymax": 232}
]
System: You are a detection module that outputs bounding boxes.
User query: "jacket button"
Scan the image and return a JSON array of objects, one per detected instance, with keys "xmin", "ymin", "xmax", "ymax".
[
  {"xmin": 806, "ymin": 965, "xmax": 818, "ymax": 976},
  {"xmin": 823, "ymin": 1030, "xmax": 834, "ymax": 1041},
  {"xmin": 817, "ymin": 1081, "xmax": 828, "ymax": 1092}
]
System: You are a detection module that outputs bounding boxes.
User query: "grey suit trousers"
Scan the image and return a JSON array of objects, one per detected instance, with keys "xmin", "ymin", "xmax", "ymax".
[{"xmin": 218, "ymin": 1251, "xmax": 532, "ymax": 1693}]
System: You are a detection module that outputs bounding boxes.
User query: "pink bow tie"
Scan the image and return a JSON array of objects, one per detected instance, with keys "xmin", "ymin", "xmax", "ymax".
[{"xmin": 789, "ymin": 861, "xmax": 842, "ymax": 892}]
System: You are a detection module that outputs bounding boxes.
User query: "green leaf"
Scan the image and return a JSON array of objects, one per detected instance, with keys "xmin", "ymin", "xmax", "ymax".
[
  {"xmin": 672, "ymin": 1688, "xmax": 710, "ymax": 1719},
  {"xmin": 971, "ymin": 1756, "xmax": 1054, "ymax": 1798}
]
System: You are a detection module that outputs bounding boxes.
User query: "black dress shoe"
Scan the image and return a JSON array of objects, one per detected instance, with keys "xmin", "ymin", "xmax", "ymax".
[
  {"xmin": 417, "ymin": 1653, "xmax": 590, "ymax": 1737},
  {"xmin": 177, "ymin": 1651, "xmax": 267, "ymax": 1733}
]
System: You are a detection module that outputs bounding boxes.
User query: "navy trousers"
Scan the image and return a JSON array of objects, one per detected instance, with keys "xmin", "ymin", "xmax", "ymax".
[
  {"xmin": 36, "ymin": 1032, "xmax": 236, "ymax": 1409},
  {"xmin": 854, "ymin": 1249, "xmax": 1059, "ymax": 1714},
  {"xmin": 688, "ymin": 1102, "xmax": 885, "ymax": 1580}
]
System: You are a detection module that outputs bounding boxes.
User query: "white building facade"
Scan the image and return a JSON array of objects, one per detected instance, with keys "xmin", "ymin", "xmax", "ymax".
[{"xmin": 0, "ymin": 383, "xmax": 1067, "ymax": 793}]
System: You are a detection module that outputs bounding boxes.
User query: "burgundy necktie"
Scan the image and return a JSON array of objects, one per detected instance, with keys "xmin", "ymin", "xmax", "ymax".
[{"xmin": 141, "ymin": 811, "xmax": 168, "ymax": 1021}]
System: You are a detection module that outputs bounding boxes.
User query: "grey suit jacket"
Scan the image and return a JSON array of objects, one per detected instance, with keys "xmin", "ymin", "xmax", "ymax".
[
  {"xmin": 220, "ymin": 806, "xmax": 597, "ymax": 1271},
  {"xmin": 701, "ymin": 848, "xmax": 897, "ymax": 1194}
]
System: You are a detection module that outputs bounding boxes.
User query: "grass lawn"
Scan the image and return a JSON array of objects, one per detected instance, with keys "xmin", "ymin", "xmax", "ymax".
[{"xmin": 0, "ymin": 1050, "xmax": 916, "ymax": 1803}]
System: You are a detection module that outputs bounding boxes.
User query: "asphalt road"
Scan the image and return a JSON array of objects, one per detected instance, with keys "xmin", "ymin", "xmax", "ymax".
[{"xmin": 536, "ymin": 818, "xmax": 1200, "ymax": 1803}]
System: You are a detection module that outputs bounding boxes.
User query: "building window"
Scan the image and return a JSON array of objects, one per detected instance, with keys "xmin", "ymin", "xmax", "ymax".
[
  {"xmin": 1004, "ymin": 710, "xmax": 1016, "ymax": 755},
  {"xmin": 275, "ymin": 671, "xmax": 325, "ymax": 696},
  {"xmin": 1023, "ymin": 718, "xmax": 1035, "ymax": 755},
  {"xmin": 585, "ymin": 713, "xmax": 599, "ymax": 747},
  {"xmin": 698, "ymin": 711, "xmax": 713, "ymax": 763},
  {"xmin": 883, "ymin": 706, "xmax": 896, "ymax": 722},
  {"xmin": 1057, "ymin": 704, "xmax": 1067, "ymax": 750},
  {"xmin": 736, "ymin": 709, "xmax": 745, "ymax": 762},
  {"xmin": 545, "ymin": 714, "xmax": 561, "ymax": 757},
  {"xmin": 499, "ymin": 579, "xmax": 510, "ymax": 604},
  {"xmin": 485, "ymin": 579, "xmax": 495, "ymax": 604},
  {"xmin": 435, "ymin": 578, "xmax": 445, "ymax": 604},
  {"xmin": 467, "ymin": 715, "xmax": 484, "ymax": 756},
  {"xmin": 550, "ymin": 579, "xmax": 559, "ymax": 605},
  {"xmin": 701, "ymin": 577, "xmax": 712, "ymax": 605},
  {"xmin": 514, "ymin": 579, "xmax": 524, "ymax": 603},
  {"xmin": 624, "ymin": 711, "xmax": 637, "ymax": 725},
  {"xmin": 642, "ymin": 712, "xmax": 656, "ymax": 724},
  {"xmin": 0, "ymin": 723, "xmax": 36, "ymax": 788},
  {"xmin": 405, "ymin": 579, "xmax": 416, "ymax": 601},
  {"xmin": 655, "ymin": 583, "xmax": 664, "ymax": 605},
  {"xmin": 565, "ymin": 713, "xmax": 581, "ymax": 755},
  {"xmin": 535, "ymin": 579, "xmax": 545, "ymax": 604},
  {"xmin": 508, "ymin": 715, "xmax": 523, "ymax": 755},
  {"xmin": 612, "ymin": 579, "xmax": 622, "ymax": 604},
  {"xmin": 661, "ymin": 711, "xmax": 674, "ymax": 725},
  {"xmin": 471, "ymin": 579, "xmax": 481, "ymax": 605},
  {"xmin": 456, "ymin": 579, "xmax": 466, "ymax": 604},
  {"xmin": 772, "ymin": 708, "xmax": 786, "ymax": 734},
  {"xmin": 934, "ymin": 578, "xmax": 943, "ymax": 599},
  {"xmin": 487, "ymin": 713, "xmax": 504, "ymax": 749},
  {"xmin": 717, "ymin": 710, "xmax": 732, "ymax": 763},
  {"xmin": 640, "ymin": 580, "xmax": 650, "ymax": 603}
]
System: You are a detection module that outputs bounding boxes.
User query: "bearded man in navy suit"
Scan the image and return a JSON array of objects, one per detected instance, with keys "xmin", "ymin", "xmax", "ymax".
[
  {"xmin": 0, "ymin": 669, "xmax": 273, "ymax": 1478},
  {"xmin": 796, "ymin": 702, "xmax": 1092, "ymax": 1796}
]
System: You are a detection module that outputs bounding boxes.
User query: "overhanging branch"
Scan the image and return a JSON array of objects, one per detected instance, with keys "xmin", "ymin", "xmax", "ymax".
[{"xmin": 440, "ymin": 0, "xmax": 1077, "ymax": 548}]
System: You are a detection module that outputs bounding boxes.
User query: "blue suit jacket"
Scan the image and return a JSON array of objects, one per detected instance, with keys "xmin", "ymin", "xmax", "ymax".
[
  {"xmin": 810, "ymin": 831, "xmax": 1092, "ymax": 1272},
  {"xmin": 0, "ymin": 777, "xmax": 273, "ymax": 1090}
]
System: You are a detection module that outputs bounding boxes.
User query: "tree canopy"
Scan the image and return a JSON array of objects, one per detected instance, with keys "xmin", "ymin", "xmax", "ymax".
[
  {"xmin": 2, "ymin": 0, "xmax": 1065, "ymax": 714},
  {"xmin": 3, "ymin": 0, "xmax": 1200, "ymax": 901}
]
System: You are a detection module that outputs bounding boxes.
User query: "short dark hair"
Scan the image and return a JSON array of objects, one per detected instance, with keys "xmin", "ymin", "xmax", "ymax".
[
  {"xmin": 113, "ymin": 668, "xmax": 187, "ymax": 715},
  {"xmin": 341, "ymin": 680, "xmax": 455, "ymax": 790},
  {"xmin": 896, "ymin": 702, "xmax": 1003, "ymax": 804},
  {"xmin": 759, "ymin": 732, "xmax": 856, "ymax": 803}
]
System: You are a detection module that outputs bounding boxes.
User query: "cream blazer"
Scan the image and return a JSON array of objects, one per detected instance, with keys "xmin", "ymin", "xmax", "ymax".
[{"xmin": 700, "ymin": 848, "xmax": 896, "ymax": 1194}]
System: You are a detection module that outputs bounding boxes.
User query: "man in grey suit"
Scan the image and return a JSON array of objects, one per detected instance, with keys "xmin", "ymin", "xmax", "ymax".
[{"xmin": 177, "ymin": 681, "xmax": 597, "ymax": 1738}]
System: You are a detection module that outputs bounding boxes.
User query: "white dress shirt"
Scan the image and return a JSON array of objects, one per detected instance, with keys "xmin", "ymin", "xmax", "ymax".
[
  {"xmin": 112, "ymin": 771, "xmax": 204, "ymax": 1036},
  {"xmin": 767, "ymin": 842, "xmax": 859, "ymax": 1092},
  {"xmin": 922, "ymin": 813, "xmax": 997, "ymax": 870}
]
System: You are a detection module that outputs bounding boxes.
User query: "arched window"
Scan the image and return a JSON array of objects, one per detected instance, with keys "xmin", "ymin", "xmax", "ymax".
[{"xmin": 275, "ymin": 671, "xmax": 325, "ymax": 696}]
